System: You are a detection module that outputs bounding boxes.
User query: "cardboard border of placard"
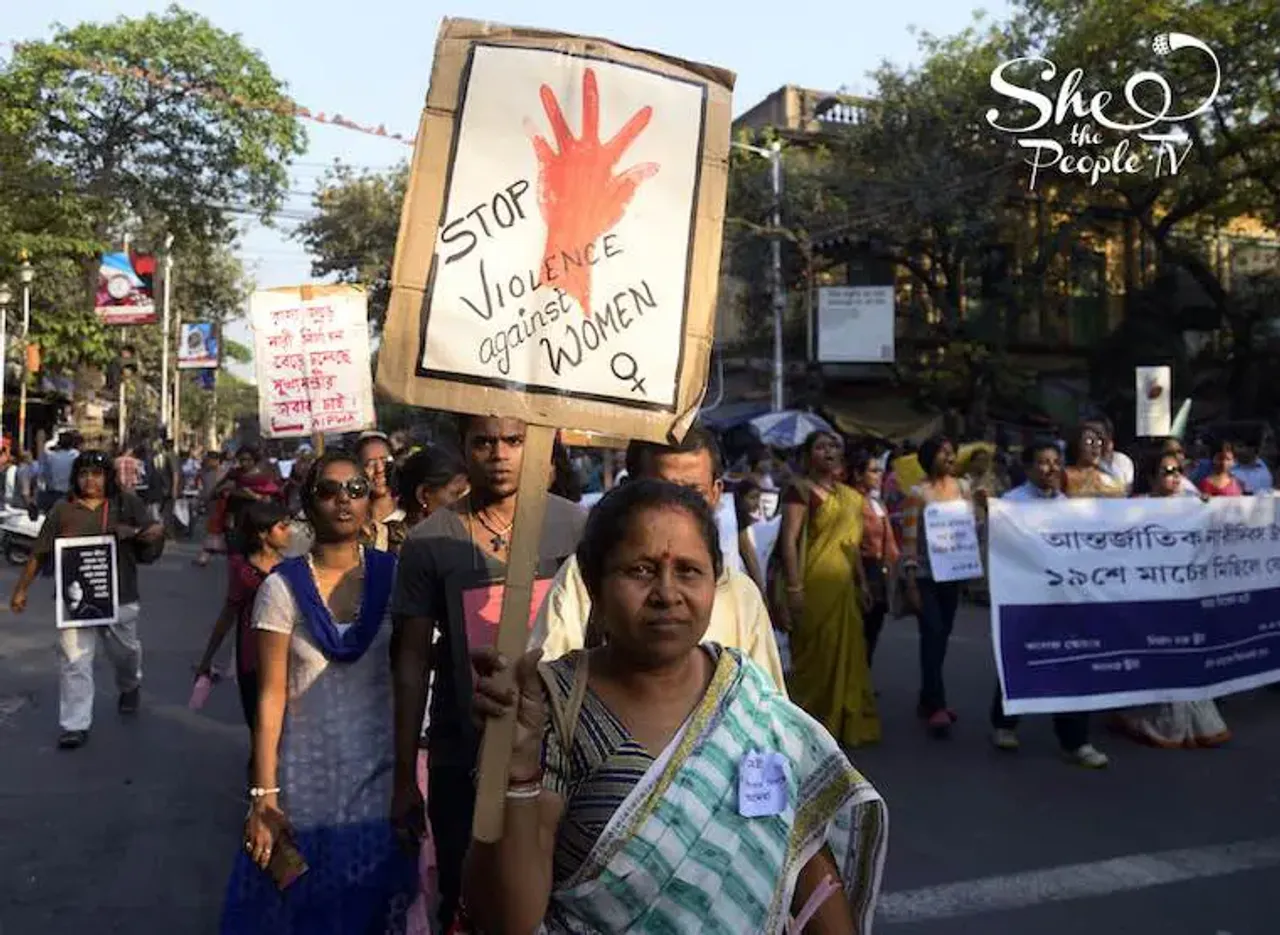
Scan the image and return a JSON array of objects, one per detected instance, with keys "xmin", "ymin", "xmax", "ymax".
[
  {"xmin": 376, "ymin": 18, "xmax": 734, "ymax": 445},
  {"xmin": 559, "ymin": 429, "xmax": 629, "ymax": 450}
]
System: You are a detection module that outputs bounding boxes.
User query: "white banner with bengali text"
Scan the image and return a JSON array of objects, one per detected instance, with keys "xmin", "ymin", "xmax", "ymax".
[
  {"xmin": 990, "ymin": 495, "xmax": 1280, "ymax": 714},
  {"xmin": 250, "ymin": 288, "xmax": 376, "ymax": 439}
]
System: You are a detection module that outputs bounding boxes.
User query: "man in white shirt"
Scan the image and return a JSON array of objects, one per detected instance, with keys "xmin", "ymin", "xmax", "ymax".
[
  {"xmin": 990, "ymin": 440, "xmax": 1109, "ymax": 768},
  {"xmin": 1097, "ymin": 419, "xmax": 1135, "ymax": 493},
  {"xmin": 529, "ymin": 424, "xmax": 787, "ymax": 691}
]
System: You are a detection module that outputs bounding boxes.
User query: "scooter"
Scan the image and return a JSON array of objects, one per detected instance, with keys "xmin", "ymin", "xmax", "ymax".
[{"xmin": 0, "ymin": 504, "xmax": 43, "ymax": 565}]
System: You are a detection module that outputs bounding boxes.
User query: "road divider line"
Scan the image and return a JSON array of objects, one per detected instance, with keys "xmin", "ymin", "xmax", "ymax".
[{"xmin": 879, "ymin": 837, "xmax": 1280, "ymax": 924}]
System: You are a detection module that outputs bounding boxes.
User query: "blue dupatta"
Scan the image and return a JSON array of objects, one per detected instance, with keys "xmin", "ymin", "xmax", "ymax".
[{"xmin": 275, "ymin": 548, "xmax": 396, "ymax": 663}]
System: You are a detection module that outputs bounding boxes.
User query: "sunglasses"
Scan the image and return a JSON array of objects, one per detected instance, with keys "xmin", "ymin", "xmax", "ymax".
[
  {"xmin": 313, "ymin": 476, "xmax": 371, "ymax": 501},
  {"xmin": 1161, "ymin": 465, "xmax": 1182, "ymax": 477}
]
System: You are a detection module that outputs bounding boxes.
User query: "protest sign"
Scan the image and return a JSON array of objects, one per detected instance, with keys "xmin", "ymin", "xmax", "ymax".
[
  {"xmin": 55, "ymin": 535, "xmax": 118, "ymax": 628},
  {"xmin": 250, "ymin": 285, "xmax": 376, "ymax": 439},
  {"xmin": 377, "ymin": 18, "xmax": 732, "ymax": 444},
  {"xmin": 1135, "ymin": 365, "xmax": 1171, "ymax": 437},
  {"xmin": 924, "ymin": 500, "xmax": 984, "ymax": 582},
  {"xmin": 990, "ymin": 496, "xmax": 1280, "ymax": 714},
  {"xmin": 377, "ymin": 19, "xmax": 733, "ymax": 844},
  {"xmin": 177, "ymin": 322, "xmax": 218, "ymax": 369}
]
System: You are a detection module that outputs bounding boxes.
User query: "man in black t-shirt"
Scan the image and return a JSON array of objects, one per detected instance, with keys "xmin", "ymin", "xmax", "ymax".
[
  {"xmin": 10, "ymin": 450, "xmax": 162, "ymax": 749},
  {"xmin": 390, "ymin": 416, "xmax": 584, "ymax": 931}
]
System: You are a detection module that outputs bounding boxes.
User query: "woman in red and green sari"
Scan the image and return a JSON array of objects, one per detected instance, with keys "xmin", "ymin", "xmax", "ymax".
[{"xmin": 466, "ymin": 479, "xmax": 887, "ymax": 934}]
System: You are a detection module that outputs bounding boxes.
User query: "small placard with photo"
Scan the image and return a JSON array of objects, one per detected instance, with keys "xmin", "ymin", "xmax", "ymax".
[{"xmin": 55, "ymin": 535, "xmax": 119, "ymax": 628}]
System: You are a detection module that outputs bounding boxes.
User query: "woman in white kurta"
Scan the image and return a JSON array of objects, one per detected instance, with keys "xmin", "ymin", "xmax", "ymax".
[{"xmin": 222, "ymin": 452, "xmax": 415, "ymax": 934}]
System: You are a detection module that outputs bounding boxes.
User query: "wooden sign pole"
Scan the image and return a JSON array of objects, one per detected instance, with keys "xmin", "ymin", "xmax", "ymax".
[{"xmin": 471, "ymin": 423, "xmax": 556, "ymax": 843}]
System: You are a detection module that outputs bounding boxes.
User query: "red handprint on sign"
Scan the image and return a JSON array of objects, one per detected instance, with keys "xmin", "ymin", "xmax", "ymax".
[{"xmin": 529, "ymin": 67, "xmax": 659, "ymax": 316}]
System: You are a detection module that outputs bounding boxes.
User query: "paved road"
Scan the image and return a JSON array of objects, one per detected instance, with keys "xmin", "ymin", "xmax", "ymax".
[{"xmin": 0, "ymin": 544, "xmax": 1277, "ymax": 933}]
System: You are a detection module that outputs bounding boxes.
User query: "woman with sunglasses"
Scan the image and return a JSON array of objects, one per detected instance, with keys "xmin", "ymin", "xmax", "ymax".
[
  {"xmin": 1157, "ymin": 437, "xmax": 1202, "ymax": 496},
  {"xmin": 1063, "ymin": 423, "xmax": 1127, "ymax": 498},
  {"xmin": 1045, "ymin": 423, "xmax": 1127, "ymax": 768},
  {"xmin": 356, "ymin": 432, "xmax": 401, "ymax": 551},
  {"xmin": 221, "ymin": 452, "xmax": 415, "ymax": 934},
  {"xmin": 1111, "ymin": 453, "xmax": 1230, "ymax": 749}
]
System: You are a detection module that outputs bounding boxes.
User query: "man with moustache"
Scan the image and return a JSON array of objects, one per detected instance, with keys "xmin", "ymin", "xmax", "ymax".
[
  {"xmin": 989, "ymin": 439, "xmax": 1109, "ymax": 768},
  {"xmin": 389, "ymin": 415, "xmax": 585, "ymax": 932},
  {"xmin": 529, "ymin": 424, "xmax": 787, "ymax": 691}
]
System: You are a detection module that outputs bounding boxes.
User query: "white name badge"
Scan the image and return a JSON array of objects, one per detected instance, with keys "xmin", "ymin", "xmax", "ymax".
[{"xmin": 738, "ymin": 750, "xmax": 789, "ymax": 818}]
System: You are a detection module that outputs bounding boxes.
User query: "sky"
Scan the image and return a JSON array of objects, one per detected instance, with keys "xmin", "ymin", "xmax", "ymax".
[{"xmin": 7, "ymin": 0, "xmax": 1014, "ymax": 380}]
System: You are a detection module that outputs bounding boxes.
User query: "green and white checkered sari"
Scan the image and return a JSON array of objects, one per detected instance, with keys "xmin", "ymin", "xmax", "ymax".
[{"xmin": 540, "ymin": 647, "xmax": 888, "ymax": 934}]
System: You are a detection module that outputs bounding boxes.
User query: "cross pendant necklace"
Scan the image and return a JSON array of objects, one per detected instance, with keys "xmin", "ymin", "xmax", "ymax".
[{"xmin": 471, "ymin": 499, "xmax": 513, "ymax": 553}]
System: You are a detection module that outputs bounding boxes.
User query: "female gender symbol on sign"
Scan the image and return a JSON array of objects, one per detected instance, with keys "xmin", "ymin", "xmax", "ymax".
[{"xmin": 611, "ymin": 352, "xmax": 647, "ymax": 396}]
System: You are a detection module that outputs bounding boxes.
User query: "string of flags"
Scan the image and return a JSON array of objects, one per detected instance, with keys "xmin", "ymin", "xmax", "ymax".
[{"xmin": 1, "ymin": 40, "xmax": 416, "ymax": 146}]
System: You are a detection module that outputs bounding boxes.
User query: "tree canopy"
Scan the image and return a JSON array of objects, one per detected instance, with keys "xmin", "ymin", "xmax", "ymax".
[
  {"xmin": 719, "ymin": 0, "xmax": 1280, "ymax": 419},
  {"xmin": 294, "ymin": 161, "xmax": 408, "ymax": 333},
  {"xmin": 1, "ymin": 4, "xmax": 305, "ymax": 246},
  {"xmin": 0, "ymin": 4, "xmax": 303, "ymax": 429}
]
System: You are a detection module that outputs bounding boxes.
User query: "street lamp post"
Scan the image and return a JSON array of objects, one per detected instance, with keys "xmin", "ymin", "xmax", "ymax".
[
  {"xmin": 0, "ymin": 282, "xmax": 9, "ymax": 442},
  {"xmin": 768, "ymin": 140, "xmax": 785, "ymax": 413},
  {"xmin": 159, "ymin": 234, "xmax": 174, "ymax": 439},
  {"xmin": 18, "ymin": 255, "xmax": 33, "ymax": 451},
  {"xmin": 731, "ymin": 140, "xmax": 787, "ymax": 412}
]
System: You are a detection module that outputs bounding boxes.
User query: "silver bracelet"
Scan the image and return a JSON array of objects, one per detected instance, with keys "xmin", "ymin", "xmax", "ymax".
[{"xmin": 248, "ymin": 786, "xmax": 280, "ymax": 798}]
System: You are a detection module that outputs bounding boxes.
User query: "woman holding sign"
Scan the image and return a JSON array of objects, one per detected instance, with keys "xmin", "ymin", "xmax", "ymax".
[
  {"xmin": 222, "ymin": 452, "xmax": 415, "ymax": 933},
  {"xmin": 778, "ymin": 431, "xmax": 881, "ymax": 748},
  {"xmin": 900, "ymin": 436, "xmax": 983, "ymax": 739},
  {"xmin": 466, "ymin": 480, "xmax": 887, "ymax": 934}
]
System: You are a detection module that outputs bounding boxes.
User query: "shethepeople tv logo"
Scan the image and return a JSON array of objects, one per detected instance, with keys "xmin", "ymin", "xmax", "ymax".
[{"xmin": 985, "ymin": 33, "xmax": 1222, "ymax": 191}]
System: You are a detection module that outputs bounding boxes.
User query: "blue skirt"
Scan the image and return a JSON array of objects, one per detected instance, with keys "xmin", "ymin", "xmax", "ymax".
[{"xmin": 221, "ymin": 819, "xmax": 417, "ymax": 934}]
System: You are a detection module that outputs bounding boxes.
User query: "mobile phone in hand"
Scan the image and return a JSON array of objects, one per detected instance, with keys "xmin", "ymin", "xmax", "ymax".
[{"xmin": 266, "ymin": 826, "xmax": 309, "ymax": 890}]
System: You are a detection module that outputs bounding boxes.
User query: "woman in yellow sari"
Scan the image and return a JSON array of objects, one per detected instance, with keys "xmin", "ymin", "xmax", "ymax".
[{"xmin": 778, "ymin": 431, "xmax": 880, "ymax": 747}]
